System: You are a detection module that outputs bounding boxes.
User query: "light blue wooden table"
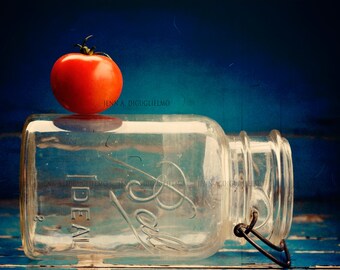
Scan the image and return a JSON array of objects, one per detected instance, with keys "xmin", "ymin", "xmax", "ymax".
[{"xmin": 1, "ymin": 199, "xmax": 339, "ymax": 269}]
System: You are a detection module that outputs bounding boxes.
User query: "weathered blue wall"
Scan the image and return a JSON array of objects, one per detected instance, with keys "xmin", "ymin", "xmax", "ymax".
[{"xmin": 0, "ymin": 0, "xmax": 339, "ymax": 199}]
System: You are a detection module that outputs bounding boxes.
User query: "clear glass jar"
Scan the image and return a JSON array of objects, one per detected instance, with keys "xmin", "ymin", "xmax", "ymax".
[{"xmin": 20, "ymin": 114, "xmax": 293, "ymax": 263}]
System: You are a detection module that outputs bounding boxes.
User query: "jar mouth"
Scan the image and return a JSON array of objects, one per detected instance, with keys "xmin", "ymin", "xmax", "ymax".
[
  {"xmin": 268, "ymin": 130, "xmax": 294, "ymax": 244},
  {"xmin": 227, "ymin": 130, "xmax": 294, "ymax": 244}
]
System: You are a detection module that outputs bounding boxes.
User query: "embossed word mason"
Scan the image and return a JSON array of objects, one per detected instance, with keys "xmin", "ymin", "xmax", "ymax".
[{"xmin": 20, "ymin": 114, "xmax": 293, "ymax": 267}]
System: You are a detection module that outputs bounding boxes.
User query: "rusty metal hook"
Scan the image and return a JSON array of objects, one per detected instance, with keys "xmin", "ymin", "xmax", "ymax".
[{"xmin": 234, "ymin": 211, "xmax": 291, "ymax": 268}]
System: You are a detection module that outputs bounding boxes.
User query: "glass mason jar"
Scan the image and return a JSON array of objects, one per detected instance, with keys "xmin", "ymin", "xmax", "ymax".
[{"xmin": 20, "ymin": 114, "xmax": 293, "ymax": 263}]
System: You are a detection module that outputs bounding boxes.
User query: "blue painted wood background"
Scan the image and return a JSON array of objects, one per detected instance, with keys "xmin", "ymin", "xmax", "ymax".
[{"xmin": 0, "ymin": 0, "xmax": 339, "ymax": 202}]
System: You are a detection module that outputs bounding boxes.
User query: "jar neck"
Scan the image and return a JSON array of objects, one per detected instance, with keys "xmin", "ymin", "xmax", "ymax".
[{"xmin": 226, "ymin": 130, "xmax": 293, "ymax": 244}]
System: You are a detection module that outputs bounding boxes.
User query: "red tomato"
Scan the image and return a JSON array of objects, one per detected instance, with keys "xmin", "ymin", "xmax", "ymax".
[{"xmin": 50, "ymin": 53, "xmax": 123, "ymax": 114}]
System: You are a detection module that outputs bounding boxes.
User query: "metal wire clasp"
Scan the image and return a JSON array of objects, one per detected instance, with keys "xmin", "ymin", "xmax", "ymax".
[{"xmin": 233, "ymin": 211, "xmax": 291, "ymax": 268}]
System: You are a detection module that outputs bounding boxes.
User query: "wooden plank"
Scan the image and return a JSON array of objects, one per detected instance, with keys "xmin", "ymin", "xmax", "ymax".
[
  {"xmin": 1, "ymin": 199, "xmax": 340, "ymax": 268},
  {"xmin": 1, "ymin": 133, "xmax": 340, "ymax": 201}
]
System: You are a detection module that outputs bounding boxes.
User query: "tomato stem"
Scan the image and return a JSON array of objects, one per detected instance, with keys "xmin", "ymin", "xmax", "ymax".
[
  {"xmin": 95, "ymin": 52, "xmax": 112, "ymax": 60},
  {"xmin": 75, "ymin": 35, "xmax": 111, "ymax": 59}
]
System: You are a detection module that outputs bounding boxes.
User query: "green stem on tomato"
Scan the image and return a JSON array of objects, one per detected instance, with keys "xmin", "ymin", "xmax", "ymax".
[{"xmin": 75, "ymin": 35, "xmax": 111, "ymax": 59}]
